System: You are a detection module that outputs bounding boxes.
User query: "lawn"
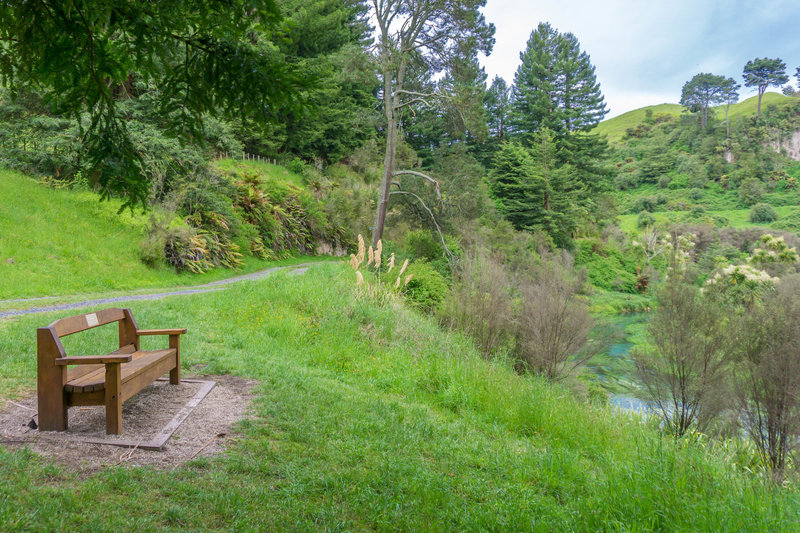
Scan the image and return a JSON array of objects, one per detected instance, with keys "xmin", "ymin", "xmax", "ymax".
[
  {"xmin": 0, "ymin": 264, "xmax": 797, "ymax": 531},
  {"xmin": 0, "ymin": 168, "xmax": 318, "ymax": 300}
]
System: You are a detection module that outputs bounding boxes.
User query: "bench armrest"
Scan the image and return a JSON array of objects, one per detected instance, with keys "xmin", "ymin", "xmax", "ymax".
[
  {"xmin": 136, "ymin": 328, "xmax": 187, "ymax": 336},
  {"xmin": 55, "ymin": 355, "xmax": 133, "ymax": 365}
]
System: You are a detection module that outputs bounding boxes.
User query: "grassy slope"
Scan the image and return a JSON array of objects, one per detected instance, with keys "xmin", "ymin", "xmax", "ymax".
[
  {"xmin": 595, "ymin": 93, "xmax": 793, "ymax": 142},
  {"xmin": 0, "ymin": 164, "xmax": 311, "ymax": 300},
  {"xmin": 614, "ymin": 184, "xmax": 800, "ymax": 234},
  {"xmin": 214, "ymin": 158, "xmax": 306, "ymax": 187},
  {"xmin": 0, "ymin": 265, "xmax": 797, "ymax": 531},
  {"xmin": 594, "ymin": 103, "xmax": 684, "ymax": 141}
]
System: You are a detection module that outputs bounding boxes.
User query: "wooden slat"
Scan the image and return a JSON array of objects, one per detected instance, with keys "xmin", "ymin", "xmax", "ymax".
[
  {"xmin": 56, "ymin": 354, "xmax": 132, "ymax": 366},
  {"xmin": 137, "ymin": 328, "xmax": 187, "ymax": 336},
  {"xmin": 50, "ymin": 308, "xmax": 125, "ymax": 337},
  {"xmin": 65, "ymin": 389, "xmax": 104, "ymax": 407},
  {"xmin": 120, "ymin": 354, "xmax": 177, "ymax": 403}
]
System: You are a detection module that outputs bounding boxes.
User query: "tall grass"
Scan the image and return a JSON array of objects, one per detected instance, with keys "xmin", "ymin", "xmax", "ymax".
[{"xmin": 0, "ymin": 264, "xmax": 797, "ymax": 530}]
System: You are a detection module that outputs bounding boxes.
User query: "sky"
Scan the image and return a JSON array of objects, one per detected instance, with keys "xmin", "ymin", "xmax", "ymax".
[{"xmin": 479, "ymin": 0, "xmax": 800, "ymax": 118}]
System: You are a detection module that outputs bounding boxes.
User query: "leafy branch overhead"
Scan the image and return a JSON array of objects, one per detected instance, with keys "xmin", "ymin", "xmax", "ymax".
[{"xmin": 0, "ymin": 0, "xmax": 308, "ymax": 210}]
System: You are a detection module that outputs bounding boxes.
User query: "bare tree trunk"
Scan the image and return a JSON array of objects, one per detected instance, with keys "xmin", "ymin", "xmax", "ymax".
[
  {"xmin": 373, "ymin": 77, "xmax": 396, "ymax": 246},
  {"xmin": 372, "ymin": 54, "xmax": 406, "ymax": 246},
  {"xmin": 725, "ymin": 104, "xmax": 731, "ymax": 138}
]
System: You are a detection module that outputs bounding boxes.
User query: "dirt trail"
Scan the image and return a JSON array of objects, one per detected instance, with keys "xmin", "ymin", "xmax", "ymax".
[{"xmin": 0, "ymin": 263, "xmax": 318, "ymax": 319}]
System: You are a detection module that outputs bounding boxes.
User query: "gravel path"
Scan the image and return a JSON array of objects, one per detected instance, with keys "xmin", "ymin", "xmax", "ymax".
[{"xmin": 0, "ymin": 263, "xmax": 316, "ymax": 319}]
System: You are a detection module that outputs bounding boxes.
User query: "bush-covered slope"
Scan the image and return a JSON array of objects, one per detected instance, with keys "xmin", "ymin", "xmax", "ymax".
[
  {"xmin": 0, "ymin": 165, "xmax": 319, "ymax": 299},
  {"xmin": 0, "ymin": 265, "xmax": 797, "ymax": 530}
]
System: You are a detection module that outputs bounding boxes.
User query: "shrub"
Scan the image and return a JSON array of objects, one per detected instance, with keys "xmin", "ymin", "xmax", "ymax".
[
  {"xmin": 402, "ymin": 261, "xmax": 449, "ymax": 312},
  {"xmin": 749, "ymin": 203, "xmax": 778, "ymax": 223},
  {"xmin": 632, "ymin": 196, "xmax": 656, "ymax": 213},
  {"xmin": 688, "ymin": 188, "xmax": 704, "ymax": 201},
  {"xmin": 738, "ymin": 177, "xmax": 765, "ymax": 206},
  {"xmin": 574, "ymin": 239, "xmax": 638, "ymax": 293},
  {"xmin": 615, "ymin": 172, "xmax": 640, "ymax": 190},
  {"xmin": 515, "ymin": 260, "xmax": 593, "ymax": 380},
  {"xmin": 438, "ymin": 253, "xmax": 514, "ymax": 357},
  {"xmin": 637, "ymin": 211, "xmax": 656, "ymax": 228}
]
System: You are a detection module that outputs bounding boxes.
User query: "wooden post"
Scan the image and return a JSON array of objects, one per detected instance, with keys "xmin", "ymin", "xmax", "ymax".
[
  {"xmin": 105, "ymin": 363, "xmax": 123, "ymax": 434},
  {"xmin": 169, "ymin": 334, "xmax": 181, "ymax": 385},
  {"xmin": 120, "ymin": 309, "xmax": 140, "ymax": 350},
  {"xmin": 37, "ymin": 327, "xmax": 67, "ymax": 431}
]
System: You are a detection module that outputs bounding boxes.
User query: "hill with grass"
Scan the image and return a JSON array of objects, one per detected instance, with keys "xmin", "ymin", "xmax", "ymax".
[
  {"xmin": 594, "ymin": 93, "xmax": 794, "ymax": 142},
  {"xmin": 0, "ymin": 160, "xmax": 335, "ymax": 300},
  {"xmin": 1, "ymin": 264, "xmax": 798, "ymax": 530}
]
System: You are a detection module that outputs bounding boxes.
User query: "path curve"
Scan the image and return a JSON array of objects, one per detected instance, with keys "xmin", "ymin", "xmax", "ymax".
[{"xmin": 0, "ymin": 263, "xmax": 317, "ymax": 320}]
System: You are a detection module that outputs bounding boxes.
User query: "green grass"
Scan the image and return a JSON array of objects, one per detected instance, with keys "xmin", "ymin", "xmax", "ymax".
[
  {"xmin": 214, "ymin": 158, "xmax": 306, "ymax": 187},
  {"xmin": 594, "ymin": 92, "xmax": 793, "ymax": 143},
  {"xmin": 0, "ymin": 265, "xmax": 797, "ymax": 530},
  {"xmin": 593, "ymin": 103, "xmax": 685, "ymax": 142},
  {"xmin": 0, "ymin": 168, "xmax": 321, "ymax": 300},
  {"xmin": 617, "ymin": 206, "xmax": 799, "ymax": 235},
  {"xmin": 718, "ymin": 92, "xmax": 793, "ymax": 121}
]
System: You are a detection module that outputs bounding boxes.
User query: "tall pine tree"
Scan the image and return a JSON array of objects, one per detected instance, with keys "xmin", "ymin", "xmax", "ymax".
[{"xmin": 510, "ymin": 22, "xmax": 607, "ymax": 140}]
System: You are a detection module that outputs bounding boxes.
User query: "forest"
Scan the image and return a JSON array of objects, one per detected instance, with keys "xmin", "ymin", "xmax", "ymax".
[{"xmin": 2, "ymin": 0, "xmax": 800, "ymax": 529}]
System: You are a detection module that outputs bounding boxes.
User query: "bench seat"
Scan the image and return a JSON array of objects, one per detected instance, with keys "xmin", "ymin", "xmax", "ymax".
[{"xmin": 65, "ymin": 349, "xmax": 177, "ymax": 393}]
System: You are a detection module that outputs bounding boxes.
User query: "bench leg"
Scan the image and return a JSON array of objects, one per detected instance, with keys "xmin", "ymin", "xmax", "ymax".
[
  {"xmin": 169, "ymin": 334, "xmax": 181, "ymax": 385},
  {"xmin": 105, "ymin": 363, "xmax": 123, "ymax": 435},
  {"xmin": 37, "ymin": 386, "xmax": 67, "ymax": 431}
]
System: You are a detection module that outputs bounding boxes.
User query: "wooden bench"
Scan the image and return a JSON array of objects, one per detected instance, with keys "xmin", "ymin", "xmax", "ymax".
[{"xmin": 37, "ymin": 308, "xmax": 186, "ymax": 435}]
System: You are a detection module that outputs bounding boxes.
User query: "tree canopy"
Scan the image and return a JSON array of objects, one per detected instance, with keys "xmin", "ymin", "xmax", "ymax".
[
  {"xmin": 742, "ymin": 57, "xmax": 789, "ymax": 116},
  {"xmin": 510, "ymin": 22, "xmax": 607, "ymax": 140},
  {"xmin": 0, "ymin": 0, "xmax": 307, "ymax": 209},
  {"xmin": 680, "ymin": 73, "xmax": 730, "ymax": 130}
]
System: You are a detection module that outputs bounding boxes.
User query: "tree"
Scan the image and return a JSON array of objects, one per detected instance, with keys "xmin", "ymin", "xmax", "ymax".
[
  {"xmin": 721, "ymin": 77, "xmax": 740, "ymax": 138},
  {"xmin": 632, "ymin": 272, "xmax": 728, "ymax": 438},
  {"xmin": 271, "ymin": 0, "xmax": 379, "ymax": 164},
  {"xmin": 728, "ymin": 277, "xmax": 800, "ymax": 480},
  {"xmin": 0, "ymin": 1, "xmax": 306, "ymax": 210},
  {"xmin": 488, "ymin": 131, "xmax": 577, "ymax": 248},
  {"xmin": 369, "ymin": 0, "xmax": 495, "ymax": 245},
  {"xmin": 485, "ymin": 76, "xmax": 511, "ymax": 142},
  {"xmin": 505, "ymin": 22, "xmax": 612, "ymax": 234},
  {"xmin": 679, "ymin": 73, "xmax": 729, "ymax": 131},
  {"xmin": 743, "ymin": 57, "xmax": 789, "ymax": 117},
  {"xmin": 510, "ymin": 22, "xmax": 607, "ymax": 140}
]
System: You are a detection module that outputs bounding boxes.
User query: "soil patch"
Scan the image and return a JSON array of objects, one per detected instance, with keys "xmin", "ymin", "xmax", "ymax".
[{"xmin": 0, "ymin": 375, "xmax": 257, "ymax": 474}]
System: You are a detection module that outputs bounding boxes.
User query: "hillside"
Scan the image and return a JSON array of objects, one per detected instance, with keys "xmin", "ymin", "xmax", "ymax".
[
  {"xmin": 594, "ymin": 93, "xmax": 794, "ymax": 142},
  {"xmin": 0, "ymin": 265, "xmax": 797, "ymax": 530},
  {"xmin": 0, "ymin": 162, "xmax": 317, "ymax": 300}
]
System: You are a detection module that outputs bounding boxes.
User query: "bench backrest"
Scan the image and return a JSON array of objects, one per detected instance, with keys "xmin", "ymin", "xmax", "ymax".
[{"xmin": 38, "ymin": 308, "xmax": 140, "ymax": 364}]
